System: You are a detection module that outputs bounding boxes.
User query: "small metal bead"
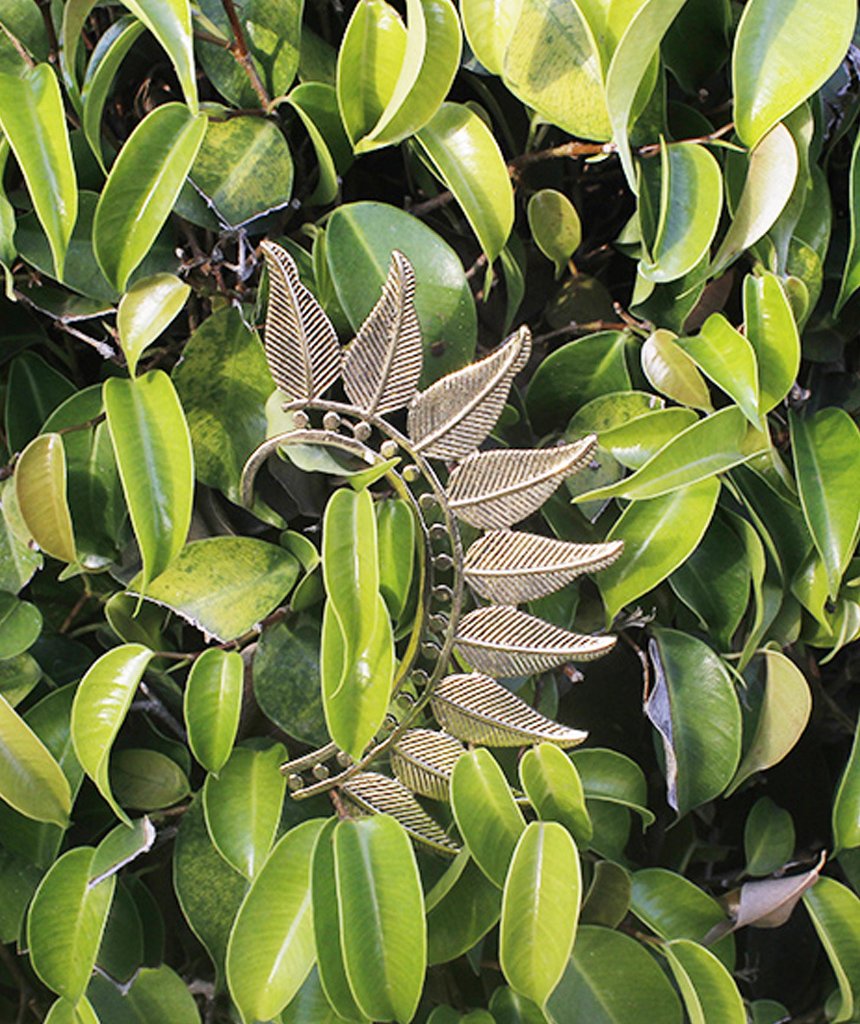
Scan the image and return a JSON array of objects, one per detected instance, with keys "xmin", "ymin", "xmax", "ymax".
[
  {"xmin": 432, "ymin": 584, "xmax": 453, "ymax": 603},
  {"xmin": 421, "ymin": 641, "xmax": 440, "ymax": 659},
  {"xmin": 411, "ymin": 669, "xmax": 429, "ymax": 686},
  {"xmin": 292, "ymin": 411, "xmax": 309, "ymax": 429},
  {"xmin": 336, "ymin": 751, "xmax": 353, "ymax": 768},
  {"xmin": 396, "ymin": 692, "xmax": 416, "ymax": 709},
  {"xmin": 384, "ymin": 713, "xmax": 398, "ymax": 728},
  {"xmin": 312, "ymin": 763, "xmax": 330, "ymax": 780},
  {"xmin": 380, "ymin": 439, "xmax": 398, "ymax": 458},
  {"xmin": 430, "ymin": 613, "xmax": 448, "ymax": 633},
  {"xmin": 419, "ymin": 493, "xmax": 436, "ymax": 510},
  {"xmin": 353, "ymin": 421, "xmax": 372, "ymax": 441},
  {"xmin": 433, "ymin": 553, "xmax": 453, "ymax": 571},
  {"xmin": 287, "ymin": 773, "xmax": 304, "ymax": 791},
  {"xmin": 429, "ymin": 523, "xmax": 447, "ymax": 541},
  {"xmin": 322, "ymin": 412, "xmax": 341, "ymax": 431},
  {"xmin": 403, "ymin": 464, "xmax": 420, "ymax": 482}
]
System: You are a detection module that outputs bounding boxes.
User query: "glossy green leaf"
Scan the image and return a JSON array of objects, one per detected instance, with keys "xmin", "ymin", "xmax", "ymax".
[
  {"xmin": 87, "ymin": 964, "xmax": 201, "ymax": 1023},
  {"xmin": 0, "ymin": 692, "xmax": 71, "ymax": 828},
  {"xmin": 105, "ymin": 371, "xmax": 193, "ymax": 591},
  {"xmin": 281, "ymin": 967, "xmax": 352, "ymax": 1024},
  {"xmin": 3, "ymin": 351, "xmax": 74, "ymax": 457},
  {"xmin": 570, "ymin": 748, "xmax": 654, "ymax": 828},
  {"xmin": 0, "ymin": 591, "xmax": 41, "ymax": 659},
  {"xmin": 459, "ymin": 0, "xmax": 520, "ymax": 74},
  {"xmin": 663, "ymin": 939, "xmax": 746, "ymax": 1024},
  {"xmin": 376, "ymin": 498, "xmax": 416, "ymax": 621},
  {"xmin": 546, "ymin": 926, "xmax": 683, "ymax": 1024},
  {"xmin": 519, "ymin": 743, "xmax": 592, "ymax": 845},
  {"xmin": 414, "ymin": 102, "xmax": 513, "ymax": 266},
  {"xmin": 335, "ymin": 815, "xmax": 426, "ymax": 1023},
  {"xmin": 203, "ymin": 744, "xmax": 286, "ymax": 879},
  {"xmin": 326, "ymin": 201, "xmax": 476, "ymax": 383},
  {"xmin": 501, "ymin": 822, "xmax": 581, "ymax": 1008},
  {"xmin": 528, "ymin": 189, "xmax": 582, "ymax": 277},
  {"xmin": 110, "ymin": 748, "xmax": 190, "ymax": 811},
  {"xmin": 640, "ymin": 330, "xmax": 712, "ymax": 412},
  {"xmin": 743, "ymin": 272, "xmax": 800, "ymax": 414},
  {"xmin": 226, "ymin": 819, "xmax": 325, "ymax": 1024},
  {"xmin": 599, "ymin": 408, "xmax": 699, "ymax": 470},
  {"xmin": 356, "ymin": 0, "xmax": 461, "ymax": 151},
  {"xmin": 284, "ymin": 84, "xmax": 342, "ymax": 206},
  {"xmin": 597, "ymin": 478, "xmax": 720, "ymax": 623},
  {"xmin": 646, "ymin": 628, "xmax": 741, "ymax": 815},
  {"xmin": 679, "ymin": 315, "xmax": 761, "ymax": 428},
  {"xmin": 574, "ymin": 407, "xmax": 768, "ymax": 502},
  {"xmin": 837, "ymin": 125, "xmax": 860, "ymax": 315},
  {"xmin": 427, "ymin": 851, "xmax": 502, "ymax": 965},
  {"xmin": 91, "ymin": 817, "xmax": 156, "ymax": 886},
  {"xmin": 27, "ymin": 847, "xmax": 115, "ymax": 1002},
  {"xmin": 802, "ymin": 876, "xmax": 860, "ymax": 1023},
  {"xmin": 44, "ymin": 996, "xmax": 100, "ymax": 1024},
  {"xmin": 184, "ymin": 649, "xmax": 243, "ymax": 775},
  {"xmin": 71, "ymin": 644, "xmax": 154, "ymax": 825},
  {"xmin": 0, "ymin": 64, "xmax": 77, "ymax": 276},
  {"xmin": 790, "ymin": 408, "xmax": 860, "ymax": 599},
  {"xmin": 0, "ymin": 481, "xmax": 42, "ymax": 594},
  {"xmin": 451, "ymin": 748, "xmax": 526, "ymax": 887},
  {"xmin": 0, "ymin": 652, "xmax": 41, "ymax": 709},
  {"xmin": 744, "ymin": 797, "xmax": 794, "ymax": 876},
  {"xmin": 833, "ymin": 717, "xmax": 860, "ymax": 852},
  {"xmin": 133, "ymin": 537, "xmax": 299, "ymax": 642},
  {"xmin": 728, "ymin": 649, "xmax": 812, "ymax": 794},
  {"xmin": 118, "ymin": 0, "xmax": 197, "ymax": 111},
  {"xmin": 117, "ymin": 273, "xmax": 190, "ymax": 377},
  {"xmin": 94, "ymin": 103, "xmax": 206, "ymax": 291},
  {"xmin": 711, "ymin": 124, "xmax": 798, "ymax": 277},
  {"xmin": 490, "ymin": 986, "xmax": 547, "ymax": 1024},
  {"xmin": 732, "ymin": 0, "xmax": 854, "ymax": 148},
  {"xmin": 642, "ymin": 143, "xmax": 723, "ymax": 284},
  {"xmin": 580, "ymin": 861, "xmax": 631, "ymax": 929},
  {"xmin": 15, "ymin": 433, "xmax": 77, "ymax": 563}
]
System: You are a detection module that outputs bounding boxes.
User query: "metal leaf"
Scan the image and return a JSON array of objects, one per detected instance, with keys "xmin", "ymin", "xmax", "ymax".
[
  {"xmin": 341, "ymin": 772, "xmax": 461, "ymax": 854},
  {"xmin": 464, "ymin": 530, "xmax": 624, "ymax": 604},
  {"xmin": 342, "ymin": 251, "xmax": 423, "ymax": 416},
  {"xmin": 407, "ymin": 326, "xmax": 531, "ymax": 460},
  {"xmin": 261, "ymin": 240, "xmax": 341, "ymax": 402},
  {"xmin": 430, "ymin": 673, "xmax": 588, "ymax": 748},
  {"xmin": 455, "ymin": 605, "xmax": 616, "ymax": 676},
  {"xmin": 391, "ymin": 729, "xmax": 466, "ymax": 800},
  {"xmin": 447, "ymin": 437, "xmax": 597, "ymax": 530}
]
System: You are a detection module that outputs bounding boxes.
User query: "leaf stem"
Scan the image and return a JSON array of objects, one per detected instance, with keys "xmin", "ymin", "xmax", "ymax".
[{"xmin": 219, "ymin": 0, "xmax": 271, "ymax": 110}]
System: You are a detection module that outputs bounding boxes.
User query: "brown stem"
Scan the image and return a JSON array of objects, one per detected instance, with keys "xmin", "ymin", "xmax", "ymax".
[
  {"xmin": 0, "ymin": 23, "xmax": 35, "ymax": 68},
  {"xmin": 59, "ymin": 590, "xmax": 92, "ymax": 634},
  {"xmin": 638, "ymin": 121, "xmax": 735, "ymax": 158},
  {"xmin": 220, "ymin": 0, "xmax": 271, "ymax": 109},
  {"xmin": 31, "ymin": 0, "xmax": 59, "ymax": 63}
]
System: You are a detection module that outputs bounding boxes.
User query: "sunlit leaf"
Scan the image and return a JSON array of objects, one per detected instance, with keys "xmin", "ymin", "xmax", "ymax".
[{"xmin": 184, "ymin": 649, "xmax": 243, "ymax": 775}]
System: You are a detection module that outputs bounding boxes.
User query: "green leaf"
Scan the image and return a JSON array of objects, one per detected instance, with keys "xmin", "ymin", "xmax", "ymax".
[
  {"xmin": 334, "ymin": 815, "xmax": 426, "ymax": 1024},
  {"xmin": 94, "ymin": 103, "xmax": 206, "ymax": 291},
  {"xmin": 732, "ymin": 0, "xmax": 855, "ymax": 148},
  {"xmin": 110, "ymin": 748, "xmax": 190, "ymax": 811},
  {"xmin": 519, "ymin": 743, "xmax": 592, "ymax": 846},
  {"xmin": 15, "ymin": 433, "xmax": 76, "ymax": 564},
  {"xmin": 641, "ymin": 142, "xmax": 723, "ymax": 284},
  {"xmin": 728, "ymin": 649, "xmax": 811, "ymax": 794},
  {"xmin": 679, "ymin": 315, "xmax": 761, "ymax": 428},
  {"xmin": 528, "ymin": 189, "xmax": 582, "ymax": 277},
  {"xmin": 355, "ymin": 0, "xmax": 461, "ymax": 152},
  {"xmin": 596, "ymin": 408, "xmax": 697, "ymax": 469},
  {"xmin": 451, "ymin": 748, "xmax": 526, "ymax": 887},
  {"xmin": 414, "ymin": 102, "xmax": 513, "ymax": 266},
  {"xmin": 117, "ymin": 273, "xmax": 191, "ymax": 377},
  {"xmin": 203, "ymin": 744, "xmax": 286, "ymax": 879},
  {"xmin": 427, "ymin": 852, "xmax": 502, "ymax": 965},
  {"xmin": 711, "ymin": 125, "xmax": 798, "ymax": 278},
  {"xmin": 570, "ymin": 748, "xmax": 654, "ymax": 829},
  {"xmin": 790, "ymin": 408, "xmax": 860, "ymax": 599},
  {"xmin": 91, "ymin": 817, "xmax": 156, "ymax": 885},
  {"xmin": 526, "ymin": 332, "xmax": 631, "ymax": 435},
  {"xmin": 744, "ymin": 797, "xmax": 794, "ymax": 876},
  {"xmin": 87, "ymin": 964, "xmax": 201, "ymax": 1024},
  {"xmin": 254, "ymin": 617, "xmax": 327, "ymax": 745},
  {"xmin": 0, "ymin": 652, "xmax": 41, "ymax": 709},
  {"xmin": 184, "ymin": 649, "xmax": 243, "ymax": 775},
  {"xmin": 105, "ymin": 371, "xmax": 194, "ymax": 591},
  {"xmin": 640, "ymin": 330, "xmax": 712, "ymax": 413},
  {"xmin": 630, "ymin": 868, "xmax": 735, "ymax": 970},
  {"xmin": 0, "ymin": 65, "xmax": 77, "ymax": 276},
  {"xmin": 0, "ymin": 692, "xmax": 71, "ymax": 828},
  {"xmin": 44, "ymin": 996, "xmax": 99, "ymax": 1024},
  {"xmin": 597, "ymin": 478, "xmax": 720, "ymax": 623},
  {"xmin": 0, "ymin": 591, "xmax": 41, "ymax": 659},
  {"xmin": 326, "ymin": 201, "xmax": 476, "ymax": 384},
  {"xmin": 580, "ymin": 861, "xmax": 631, "ymax": 929},
  {"xmin": 573, "ymin": 407, "xmax": 768, "ymax": 502},
  {"xmin": 133, "ymin": 537, "xmax": 299, "ymax": 642},
  {"xmin": 837, "ymin": 126, "xmax": 860, "ymax": 314},
  {"xmin": 546, "ymin": 926, "xmax": 683, "ymax": 1024},
  {"xmin": 226, "ymin": 819, "xmax": 325, "ymax": 1024},
  {"xmin": 663, "ymin": 939, "xmax": 746, "ymax": 1024},
  {"xmin": 743, "ymin": 272, "xmax": 800, "ymax": 414},
  {"xmin": 119, "ymin": 0, "xmax": 197, "ymax": 112},
  {"xmin": 834, "ymin": 717, "xmax": 860, "ymax": 852},
  {"xmin": 376, "ymin": 498, "xmax": 415, "ymax": 621},
  {"xmin": 281, "ymin": 967, "xmax": 353, "ymax": 1024},
  {"xmin": 461, "ymin": 0, "xmax": 521, "ymax": 75},
  {"xmin": 27, "ymin": 847, "xmax": 115, "ymax": 1002},
  {"xmin": 284, "ymin": 84, "xmax": 342, "ymax": 206},
  {"xmin": 646, "ymin": 629, "xmax": 741, "ymax": 815},
  {"xmin": 501, "ymin": 821, "xmax": 581, "ymax": 1008},
  {"xmin": 70, "ymin": 644, "xmax": 155, "ymax": 825},
  {"xmin": 802, "ymin": 876, "xmax": 860, "ymax": 1023}
]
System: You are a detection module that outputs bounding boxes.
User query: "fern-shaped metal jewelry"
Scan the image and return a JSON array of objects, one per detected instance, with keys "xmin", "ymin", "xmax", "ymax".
[{"xmin": 241, "ymin": 242, "xmax": 623, "ymax": 851}]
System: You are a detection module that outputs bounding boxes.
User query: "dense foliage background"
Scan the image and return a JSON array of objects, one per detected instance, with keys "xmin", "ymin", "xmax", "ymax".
[{"xmin": 1, "ymin": 0, "xmax": 860, "ymax": 1021}]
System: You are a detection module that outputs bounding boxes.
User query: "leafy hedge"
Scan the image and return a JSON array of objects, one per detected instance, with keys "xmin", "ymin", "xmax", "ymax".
[{"xmin": 1, "ymin": 0, "xmax": 860, "ymax": 1022}]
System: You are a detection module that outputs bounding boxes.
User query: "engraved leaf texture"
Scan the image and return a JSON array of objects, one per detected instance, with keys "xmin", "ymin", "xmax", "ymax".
[
  {"xmin": 447, "ymin": 437, "xmax": 597, "ymax": 530},
  {"xmin": 343, "ymin": 250, "xmax": 423, "ymax": 416},
  {"xmin": 464, "ymin": 531, "xmax": 624, "ymax": 604},
  {"xmin": 430, "ymin": 673, "xmax": 589, "ymax": 748},
  {"xmin": 341, "ymin": 771, "xmax": 461, "ymax": 854},
  {"xmin": 407, "ymin": 326, "xmax": 531, "ymax": 460},
  {"xmin": 455, "ymin": 605, "xmax": 616, "ymax": 676},
  {"xmin": 261, "ymin": 240, "xmax": 341, "ymax": 401},
  {"xmin": 391, "ymin": 729, "xmax": 466, "ymax": 800}
]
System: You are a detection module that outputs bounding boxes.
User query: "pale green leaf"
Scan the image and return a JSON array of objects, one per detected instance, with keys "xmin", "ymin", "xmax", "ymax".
[
  {"xmin": 519, "ymin": 743, "xmax": 592, "ymax": 846},
  {"xmin": 15, "ymin": 433, "xmax": 76, "ymax": 564},
  {"xmin": 120, "ymin": 0, "xmax": 197, "ymax": 112},
  {"xmin": 802, "ymin": 876, "xmax": 860, "ymax": 1024},
  {"xmin": 743, "ymin": 272, "xmax": 800, "ymax": 414},
  {"xmin": 640, "ymin": 330, "xmax": 712, "ymax": 413},
  {"xmin": 528, "ymin": 189, "xmax": 582, "ymax": 277},
  {"xmin": 461, "ymin": 0, "xmax": 521, "ymax": 74},
  {"xmin": 663, "ymin": 939, "xmax": 746, "ymax": 1024},
  {"xmin": 117, "ymin": 274, "xmax": 191, "ymax": 377},
  {"xmin": 184, "ymin": 649, "xmax": 243, "ymax": 775},
  {"xmin": 679, "ymin": 314, "xmax": 761, "ymax": 428}
]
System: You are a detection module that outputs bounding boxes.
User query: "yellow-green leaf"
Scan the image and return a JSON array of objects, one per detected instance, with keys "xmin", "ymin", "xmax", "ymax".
[
  {"xmin": 184, "ymin": 649, "xmax": 243, "ymax": 775},
  {"xmin": 15, "ymin": 433, "xmax": 77, "ymax": 564},
  {"xmin": 679, "ymin": 315, "xmax": 761, "ymax": 429},
  {"xmin": 833, "ymin": 718, "xmax": 860, "ymax": 852},
  {"xmin": 802, "ymin": 876, "xmax": 860, "ymax": 1024},
  {"xmin": 117, "ymin": 273, "xmax": 191, "ymax": 377}
]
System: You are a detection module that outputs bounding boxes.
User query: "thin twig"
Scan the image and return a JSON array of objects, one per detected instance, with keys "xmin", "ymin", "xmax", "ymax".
[
  {"xmin": 31, "ymin": 0, "xmax": 59, "ymax": 63},
  {"xmin": 220, "ymin": 0, "xmax": 271, "ymax": 109},
  {"xmin": 0, "ymin": 23, "xmax": 35, "ymax": 68},
  {"xmin": 55, "ymin": 321, "xmax": 117, "ymax": 360},
  {"xmin": 638, "ymin": 121, "xmax": 736, "ymax": 157},
  {"xmin": 137, "ymin": 681, "xmax": 187, "ymax": 740}
]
